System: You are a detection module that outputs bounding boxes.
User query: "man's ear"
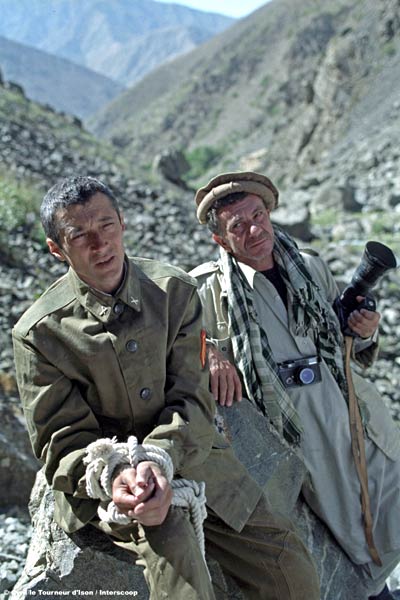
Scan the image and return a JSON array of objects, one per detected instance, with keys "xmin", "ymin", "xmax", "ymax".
[
  {"xmin": 47, "ymin": 238, "xmax": 66, "ymax": 262},
  {"xmin": 212, "ymin": 233, "xmax": 231, "ymax": 253},
  {"xmin": 120, "ymin": 211, "xmax": 126, "ymax": 231}
]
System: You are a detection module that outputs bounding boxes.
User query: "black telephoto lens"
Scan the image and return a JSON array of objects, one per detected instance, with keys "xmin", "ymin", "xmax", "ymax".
[{"xmin": 340, "ymin": 241, "xmax": 397, "ymax": 312}]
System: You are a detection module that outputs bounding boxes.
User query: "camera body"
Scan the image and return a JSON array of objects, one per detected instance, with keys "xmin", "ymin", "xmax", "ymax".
[
  {"xmin": 334, "ymin": 294, "xmax": 376, "ymax": 334},
  {"xmin": 278, "ymin": 356, "xmax": 322, "ymax": 388},
  {"xmin": 333, "ymin": 241, "xmax": 397, "ymax": 335}
]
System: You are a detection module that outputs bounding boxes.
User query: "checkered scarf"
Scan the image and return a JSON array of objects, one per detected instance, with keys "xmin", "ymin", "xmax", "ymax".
[{"xmin": 220, "ymin": 226, "xmax": 347, "ymax": 445}]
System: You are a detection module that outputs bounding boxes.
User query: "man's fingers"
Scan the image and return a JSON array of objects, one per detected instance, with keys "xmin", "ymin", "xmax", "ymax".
[
  {"xmin": 224, "ymin": 371, "xmax": 241, "ymax": 406},
  {"xmin": 348, "ymin": 307, "xmax": 380, "ymax": 338},
  {"xmin": 360, "ymin": 308, "xmax": 380, "ymax": 322},
  {"xmin": 208, "ymin": 345, "xmax": 242, "ymax": 406},
  {"xmin": 224, "ymin": 384, "xmax": 234, "ymax": 407},
  {"xmin": 217, "ymin": 371, "xmax": 228, "ymax": 406},
  {"xmin": 113, "ymin": 467, "xmax": 137, "ymax": 495},
  {"xmin": 210, "ymin": 362, "xmax": 241, "ymax": 406},
  {"xmin": 210, "ymin": 364, "xmax": 227, "ymax": 403},
  {"xmin": 113, "ymin": 485, "xmax": 140, "ymax": 511},
  {"xmin": 131, "ymin": 479, "xmax": 155, "ymax": 502},
  {"xmin": 131, "ymin": 479, "xmax": 173, "ymax": 526},
  {"xmin": 234, "ymin": 373, "xmax": 243, "ymax": 403},
  {"xmin": 112, "ymin": 465, "xmax": 157, "ymax": 514},
  {"xmin": 135, "ymin": 462, "xmax": 156, "ymax": 486}
]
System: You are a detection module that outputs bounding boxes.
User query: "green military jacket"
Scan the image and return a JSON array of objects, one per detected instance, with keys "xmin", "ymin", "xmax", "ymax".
[{"xmin": 13, "ymin": 257, "xmax": 261, "ymax": 533}]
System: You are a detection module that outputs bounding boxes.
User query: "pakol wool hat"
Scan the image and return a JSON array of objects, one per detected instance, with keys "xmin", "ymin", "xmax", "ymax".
[{"xmin": 195, "ymin": 171, "xmax": 279, "ymax": 224}]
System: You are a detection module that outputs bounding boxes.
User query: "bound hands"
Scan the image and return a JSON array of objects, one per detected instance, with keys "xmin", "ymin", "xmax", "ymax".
[
  {"xmin": 112, "ymin": 461, "xmax": 172, "ymax": 526},
  {"xmin": 208, "ymin": 345, "xmax": 242, "ymax": 406},
  {"xmin": 347, "ymin": 295, "xmax": 380, "ymax": 339}
]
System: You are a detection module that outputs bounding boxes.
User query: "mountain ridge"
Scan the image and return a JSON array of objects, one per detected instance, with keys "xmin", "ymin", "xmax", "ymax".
[
  {"xmin": 0, "ymin": 0, "xmax": 234, "ymax": 86},
  {"xmin": 0, "ymin": 35, "xmax": 124, "ymax": 119},
  {"xmin": 89, "ymin": 0, "xmax": 400, "ymax": 191}
]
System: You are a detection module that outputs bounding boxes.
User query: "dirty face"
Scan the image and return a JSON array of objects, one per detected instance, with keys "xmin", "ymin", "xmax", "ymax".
[
  {"xmin": 213, "ymin": 194, "xmax": 275, "ymax": 271},
  {"xmin": 47, "ymin": 192, "xmax": 126, "ymax": 293}
]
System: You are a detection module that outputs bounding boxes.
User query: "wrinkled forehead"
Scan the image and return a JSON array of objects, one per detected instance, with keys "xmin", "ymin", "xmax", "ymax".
[{"xmin": 217, "ymin": 193, "xmax": 266, "ymax": 222}]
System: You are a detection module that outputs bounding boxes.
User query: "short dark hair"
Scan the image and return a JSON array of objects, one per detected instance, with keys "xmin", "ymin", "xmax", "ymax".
[
  {"xmin": 205, "ymin": 191, "xmax": 248, "ymax": 234},
  {"xmin": 40, "ymin": 176, "xmax": 120, "ymax": 245}
]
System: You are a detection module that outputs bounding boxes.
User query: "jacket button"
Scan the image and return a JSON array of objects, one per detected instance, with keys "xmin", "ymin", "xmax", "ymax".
[
  {"xmin": 113, "ymin": 303, "xmax": 124, "ymax": 314},
  {"xmin": 126, "ymin": 339, "xmax": 138, "ymax": 353},
  {"xmin": 140, "ymin": 387, "xmax": 152, "ymax": 400}
]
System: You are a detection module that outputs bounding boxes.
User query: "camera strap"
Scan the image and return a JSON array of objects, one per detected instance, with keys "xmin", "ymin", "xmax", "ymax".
[{"xmin": 344, "ymin": 335, "xmax": 382, "ymax": 567}]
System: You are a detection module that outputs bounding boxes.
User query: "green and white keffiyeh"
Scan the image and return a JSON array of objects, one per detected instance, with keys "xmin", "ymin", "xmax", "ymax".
[{"xmin": 220, "ymin": 226, "xmax": 347, "ymax": 445}]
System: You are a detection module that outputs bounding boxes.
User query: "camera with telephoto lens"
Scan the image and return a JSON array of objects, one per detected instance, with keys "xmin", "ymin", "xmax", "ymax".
[
  {"xmin": 278, "ymin": 356, "xmax": 322, "ymax": 388},
  {"xmin": 333, "ymin": 241, "xmax": 397, "ymax": 335}
]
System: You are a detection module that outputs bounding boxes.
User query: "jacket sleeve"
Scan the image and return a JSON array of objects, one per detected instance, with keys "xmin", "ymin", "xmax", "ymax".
[
  {"xmin": 192, "ymin": 268, "xmax": 228, "ymax": 338},
  {"xmin": 12, "ymin": 325, "xmax": 101, "ymax": 527},
  {"xmin": 142, "ymin": 285, "xmax": 216, "ymax": 475}
]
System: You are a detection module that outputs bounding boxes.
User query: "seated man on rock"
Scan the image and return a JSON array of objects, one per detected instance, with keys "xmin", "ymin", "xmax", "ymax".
[
  {"xmin": 12, "ymin": 175, "xmax": 319, "ymax": 600},
  {"xmin": 190, "ymin": 170, "xmax": 400, "ymax": 600}
]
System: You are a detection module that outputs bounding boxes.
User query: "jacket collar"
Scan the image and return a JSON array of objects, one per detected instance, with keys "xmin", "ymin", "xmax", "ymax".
[
  {"xmin": 217, "ymin": 256, "xmax": 258, "ymax": 290},
  {"xmin": 237, "ymin": 261, "xmax": 257, "ymax": 288},
  {"xmin": 68, "ymin": 256, "xmax": 142, "ymax": 323}
]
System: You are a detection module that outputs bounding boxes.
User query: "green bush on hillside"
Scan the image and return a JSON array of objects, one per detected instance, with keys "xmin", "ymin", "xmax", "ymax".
[
  {"xmin": 184, "ymin": 145, "xmax": 223, "ymax": 180},
  {"xmin": 0, "ymin": 176, "xmax": 43, "ymax": 252}
]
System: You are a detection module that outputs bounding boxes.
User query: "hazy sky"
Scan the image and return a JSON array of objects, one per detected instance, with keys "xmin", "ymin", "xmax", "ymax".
[{"xmin": 156, "ymin": 0, "xmax": 271, "ymax": 18}]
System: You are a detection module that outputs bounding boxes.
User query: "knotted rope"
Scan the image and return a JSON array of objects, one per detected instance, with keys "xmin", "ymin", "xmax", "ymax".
[{"xmin": 83, "ymin": 436, "xmax": 208, "ymax": 563}]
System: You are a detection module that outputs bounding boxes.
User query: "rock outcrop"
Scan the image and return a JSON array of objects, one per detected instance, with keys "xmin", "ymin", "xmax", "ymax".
[
  {"xmin": 11, "ymin": 470, "xmax": 243, "ymax": 600},
  {"xmin": 0, "ymin": 390, "xmax": 39, "ymax": 510},
  {"xmin": 10, "ymin": 400, "xmax": 380, "ymax": 599},
  {"xmin": 219, "ymin": 401, "xmax": 376, "ymax": 598},
  {"xmin": 153, "ymin": 148, "xmax": 191, "ymax": 189}
]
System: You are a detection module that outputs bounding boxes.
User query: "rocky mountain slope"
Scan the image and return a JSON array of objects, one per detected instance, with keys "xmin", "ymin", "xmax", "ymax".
[
  {"xmin": 0, "ymin": 36, "xmax": 124, "ymax": 119},
  {"xmin": 90, "ymin": 0, "xmax": 400, "ymax": 192},
  {"xmin": 0, "ymin": 0, "xmax": 234, "ymax": 87},
  {"xmin": 0, "ymin": 1, "xmax": 399, "ymax": 589}
]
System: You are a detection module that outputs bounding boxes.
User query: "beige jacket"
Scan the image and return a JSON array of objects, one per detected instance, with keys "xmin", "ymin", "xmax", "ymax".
[{"xmin": 190, "ymin": 252, "xmax": 400, "ymax": 462}]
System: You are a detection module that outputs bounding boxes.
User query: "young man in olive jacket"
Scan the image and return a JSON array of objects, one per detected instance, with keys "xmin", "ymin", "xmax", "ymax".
[{"xmin": 12, "ymin": 176, "xmax": 319, "ymax": 600}]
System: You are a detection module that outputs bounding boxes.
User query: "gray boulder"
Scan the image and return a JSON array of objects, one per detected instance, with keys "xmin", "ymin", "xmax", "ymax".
[
  {"xmin": 10, "ymin": 471, "xmax": 243, "ymax": 600},
  {"xmin": 152, "ymin": 148, "xmax": 190, "ymax": 189},
  {"xmin": 310, "ymin": 179, "xmax": 362, "ymax": 214},
  {"xmin": 219, "ymin": 400, "xmax": 377, "ymax": 599},
  {"xmin": 272, "ymin": 203, "xmax": 314, "ymax": 242},
  {"xmin": 10, "ymin": 470, "xmax": 149, "ymax": 600},
  {"xmin": 11, "ymin": 400, "xmax": 377, "ymax": 599},
  {"xmin": 0, "ymin": 391, "xmax": 39, "ymax": 509}
]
